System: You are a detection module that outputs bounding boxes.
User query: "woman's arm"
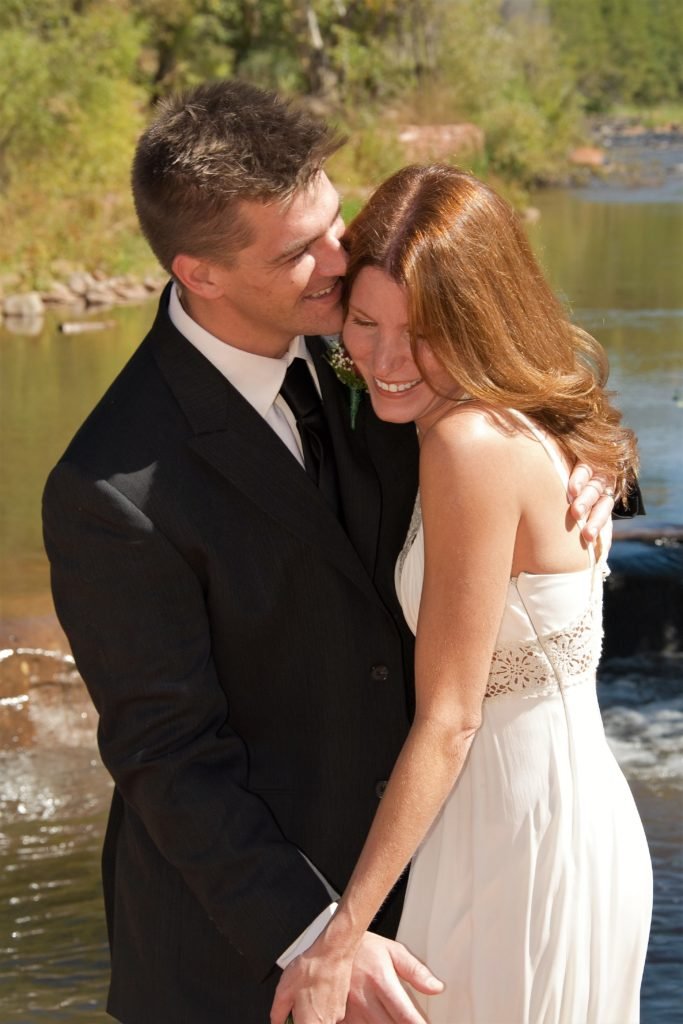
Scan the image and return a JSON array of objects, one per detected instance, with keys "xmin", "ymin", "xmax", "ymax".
[{"xmin": 271, "ymin": 410, "xmax": 522, "ymax": 1024}]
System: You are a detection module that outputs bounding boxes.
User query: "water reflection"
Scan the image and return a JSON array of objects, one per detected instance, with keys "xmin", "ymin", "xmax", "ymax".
[
  {"xmin": 1, "ymin": 657, "xmax": 679, "ymax": 1022},
  {"xmin": 529, "ymin": 184, "xmax": 683, "ymax": 529},
  {"xmin": 599, "ymin": 655, "xmax": 683, "ymax": 1024},
  {"xmin": 0, "ymin": 307, "xmax": 151, "ymax": 611},
  {"xmin": 1, "ymin": 745, "xmax": 111, "ymax": 1021}
]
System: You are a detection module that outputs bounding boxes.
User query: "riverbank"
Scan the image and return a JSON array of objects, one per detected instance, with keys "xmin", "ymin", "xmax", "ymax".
[
  {"xmin": 2, "ymin": 117, "xmax": 681, "ymax": 324},
  {"xmin": 567, "ymin": 118, "xmax": 683, "ymax": 187},
  {"xmin": 0, "ymin": 268, "xmax": 165, "ymax": 333}
]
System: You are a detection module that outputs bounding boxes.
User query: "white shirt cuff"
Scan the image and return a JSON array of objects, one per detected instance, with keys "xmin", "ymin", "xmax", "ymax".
[{"xmin": 277, "ymin": 902, "xmax": 339, "ymax": 968}]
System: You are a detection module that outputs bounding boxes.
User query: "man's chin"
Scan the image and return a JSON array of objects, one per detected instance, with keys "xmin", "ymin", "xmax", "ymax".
[{"xmin": 305, "ymin": 311, "xmax": 344, "ymax": 337}]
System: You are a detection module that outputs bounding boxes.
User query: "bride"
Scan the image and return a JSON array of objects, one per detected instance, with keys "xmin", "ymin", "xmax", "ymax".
[{"xmin": 271, "ymin": 165, "xmax": 652, "ymax": 1024}]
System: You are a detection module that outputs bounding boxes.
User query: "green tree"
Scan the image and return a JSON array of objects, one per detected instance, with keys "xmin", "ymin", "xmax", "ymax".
[
  {"xmin": 545, "ymin": 0, "xmax": 612, "ymax": 110},
  {"xmin": 547, "ymin": 0, "xmax": 683, "ymax": 109},
  {"xmin": 0, "ymin": 1, "xmax": 147, "ymax": 276}
]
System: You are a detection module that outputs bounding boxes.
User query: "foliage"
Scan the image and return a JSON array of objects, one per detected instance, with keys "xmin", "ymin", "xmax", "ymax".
[
  {"xmin": 428, "ymin": 1, "xmax": 582, "ymax": 184},
  {"xmin": 547, "ymin": 0, "xmax": 683, "ymax": 110},
  {"xmin": 0, "ymin": 1, "xmax": 147, "ymax": 279},
  {"xmin": 0, "ymin": 0, "xmax": 681, "ymax": 283}
]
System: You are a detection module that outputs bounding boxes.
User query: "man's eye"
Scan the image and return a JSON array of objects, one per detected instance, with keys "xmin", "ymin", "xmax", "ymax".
[{"xmin": 288, "ymin": 248, "xmax": 308, "ymax": 263}]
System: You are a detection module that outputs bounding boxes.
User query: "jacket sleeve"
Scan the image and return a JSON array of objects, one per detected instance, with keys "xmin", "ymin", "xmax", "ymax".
[
  {"xmin": 42, "ymin": 459, "xmax": 331, "ymax": 979},
  {"xmin": 614, "ymin": 480, "xmax": 646, "ymax": 518}
]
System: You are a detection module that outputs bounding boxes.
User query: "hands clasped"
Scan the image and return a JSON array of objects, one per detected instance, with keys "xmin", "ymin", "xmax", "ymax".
[{"xmin": 270, "ymin": 932, "xmax": 443, "ymax": 1024}]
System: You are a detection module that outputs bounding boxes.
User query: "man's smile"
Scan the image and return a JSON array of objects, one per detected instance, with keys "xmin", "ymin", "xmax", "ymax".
[{"xmin": 305, "ymin": 280, "xmax": 341, "ymax": 302}]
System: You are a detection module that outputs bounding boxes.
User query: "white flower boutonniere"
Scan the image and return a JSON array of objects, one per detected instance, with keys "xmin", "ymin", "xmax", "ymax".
[{"xmin": 324, "ymin": 338, "xmax": 368, "ymax": 429}]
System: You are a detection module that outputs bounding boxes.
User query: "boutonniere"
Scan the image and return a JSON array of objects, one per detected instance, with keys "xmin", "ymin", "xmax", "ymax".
[{"xmin": 324, "ymin": 337, "xmax": 367, "ymax": 429}]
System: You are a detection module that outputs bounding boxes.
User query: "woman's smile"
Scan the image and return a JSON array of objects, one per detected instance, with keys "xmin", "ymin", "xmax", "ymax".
[{"xmin": 374, "ymin": 375, "xmax": 423, "ymax": 394}]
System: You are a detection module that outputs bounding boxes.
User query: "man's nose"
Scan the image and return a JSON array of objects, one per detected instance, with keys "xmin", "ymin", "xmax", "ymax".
[{"xmin": 317, "ymin": 232, "xmax": 348, "ymax": 277}]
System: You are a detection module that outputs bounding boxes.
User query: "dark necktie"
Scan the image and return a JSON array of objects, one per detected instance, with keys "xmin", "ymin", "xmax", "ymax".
[{"xmin": 279, "ymin": 357, "xmax": 341, "ymax": 516}]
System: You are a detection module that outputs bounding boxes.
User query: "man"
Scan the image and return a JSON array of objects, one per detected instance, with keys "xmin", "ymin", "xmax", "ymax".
[{"xmin": 43, "ymin": 80, "xmax": 620, "ymax": 1024}]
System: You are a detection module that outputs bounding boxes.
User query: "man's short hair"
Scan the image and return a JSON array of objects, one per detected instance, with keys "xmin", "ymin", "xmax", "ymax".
[{"xmin": 132, "ymin": 79, "xmax": 344, "ymax": 273}]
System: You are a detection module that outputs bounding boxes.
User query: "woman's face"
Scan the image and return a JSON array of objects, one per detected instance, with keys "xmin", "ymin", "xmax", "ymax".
[{"xmin": 343, "ymin": 266, "xmax": 458, "ymax": 431}]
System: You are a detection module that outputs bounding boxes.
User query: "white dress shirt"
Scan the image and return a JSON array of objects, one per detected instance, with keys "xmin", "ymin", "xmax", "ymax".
[
  {"xmin": 169, "ymin": 284, "xmax": 317, "ymax": 468},
  {"xmin": 168, "ymin": 284, "xmax": 338, "ymax": 966}
]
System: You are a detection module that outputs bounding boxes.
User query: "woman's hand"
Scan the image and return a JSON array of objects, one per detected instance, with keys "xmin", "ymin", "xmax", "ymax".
[
  {"xmin": 270, "ymin": 926, "xmax": 355, "ymax": 1024},
  {"xmin": 271, "ymin": 930, "xmax": 440, "ymax": 1024}
]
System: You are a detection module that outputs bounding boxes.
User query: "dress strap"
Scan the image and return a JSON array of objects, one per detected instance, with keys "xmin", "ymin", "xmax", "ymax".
[
  {"xmin": 506, "ymin": 408, "xmax": 596, "ymax": 571},
  {"xmin": 506, "ymin": 409, "xmax": 570, "ymax": 489}
]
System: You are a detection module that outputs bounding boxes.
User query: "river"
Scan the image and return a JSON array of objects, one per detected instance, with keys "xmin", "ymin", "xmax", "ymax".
[{"xmin": 1, "ymin": 153, "xmax": 682, "ymax": 1020}]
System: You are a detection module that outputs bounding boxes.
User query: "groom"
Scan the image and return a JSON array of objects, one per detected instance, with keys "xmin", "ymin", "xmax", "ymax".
[{"xmin": 42, "ymin": 80, "xmax": 619, "ymax": 1024}]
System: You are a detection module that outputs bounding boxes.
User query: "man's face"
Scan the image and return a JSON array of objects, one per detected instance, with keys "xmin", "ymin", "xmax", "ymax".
[{"xmin": 207, "ymin": 172, "xmax": 347, "ymax": 356}]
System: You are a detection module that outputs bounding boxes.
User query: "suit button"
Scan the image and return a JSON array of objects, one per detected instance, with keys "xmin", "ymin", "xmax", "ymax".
[
  {"xmin": 375, "ymin": 780, "xmax": 388, "ymax": 799},
  {"xmin": 370, "ymin": 664, "xmax": 389, "ymax": 681}
]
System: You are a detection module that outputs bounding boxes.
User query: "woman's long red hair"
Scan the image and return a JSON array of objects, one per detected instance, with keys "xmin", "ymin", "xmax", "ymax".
[{"xmin": 344, "ymin": 164, "xmax": 638, "ymax": 501}]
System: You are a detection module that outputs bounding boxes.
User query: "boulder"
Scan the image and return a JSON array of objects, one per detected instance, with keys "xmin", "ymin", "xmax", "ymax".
[
  {"xmin": 3, "ymin": 291, "xmax": 45, "ymax": 318},
  {"xmin": 603, "ymin": 533, "xmax": 683, "ymax": 657},
  {"xmin": 569, "ymin": 146, "xmax": 605, "ymax": 168},
  {"xmin": 85, "ymin": 283, "xmax": 118, "ymax": 306},
  {"xmin": 112, "ymin": 280, "xmax": 153, "ymax": 303},
  {"xmin": 398, "ymin": 123, "xmax": 485, "ymax": 162},
  {"xmin": 3, "ymin": 316, "xmax": 44, "ymax": 336},
  {"xmin": 67, "ymin": 270, "xmax": 96, "ymax": 296},
  {"xmin": 41, "ymin": 281, "xmax": 82, "ymax": 305}
]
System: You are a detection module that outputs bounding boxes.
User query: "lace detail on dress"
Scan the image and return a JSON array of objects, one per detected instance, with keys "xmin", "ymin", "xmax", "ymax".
[
  {"xmin": 487, "ymin": 589, "xmax": 603, "ymax": 700},
  {"xmin": 396, "ymin": 493, "xmax": 422, "ymax": 585}
]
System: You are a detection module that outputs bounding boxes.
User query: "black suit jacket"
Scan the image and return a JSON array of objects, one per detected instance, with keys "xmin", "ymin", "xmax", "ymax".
[{"xmin": 43, "ymin": 287, "xmax": 420, "ymax": 1023}]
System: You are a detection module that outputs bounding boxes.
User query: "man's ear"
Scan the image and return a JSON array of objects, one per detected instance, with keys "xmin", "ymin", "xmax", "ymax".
[{"xmin": 171, "ymin": 253, "xmax": 226, "ymax": 299}]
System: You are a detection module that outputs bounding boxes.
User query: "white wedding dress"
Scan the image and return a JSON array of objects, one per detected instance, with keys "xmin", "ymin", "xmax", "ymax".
[{"xmin": 395, "ymin": 414, "xmax": 653, "ymax": 1024}]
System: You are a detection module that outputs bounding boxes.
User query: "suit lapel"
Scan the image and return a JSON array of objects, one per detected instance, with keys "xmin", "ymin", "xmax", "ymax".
[
  {"xmin": 307, "ymin": 337, "xmax": 382, "ymax": 579},
  {"xmin": 148, "ymin": 297, "xmax": 380, "ymax": 603}
]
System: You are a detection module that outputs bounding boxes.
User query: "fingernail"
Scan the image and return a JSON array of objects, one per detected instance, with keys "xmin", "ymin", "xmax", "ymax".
[{"xmin": 577, "ymin": 504, "xmax": 586, "ymax": 518}]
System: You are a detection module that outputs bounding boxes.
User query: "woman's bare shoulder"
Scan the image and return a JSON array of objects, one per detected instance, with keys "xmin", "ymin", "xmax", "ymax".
[{"xmin": 421, "ymin": 402, "xmax": 526, "ymax": 466}]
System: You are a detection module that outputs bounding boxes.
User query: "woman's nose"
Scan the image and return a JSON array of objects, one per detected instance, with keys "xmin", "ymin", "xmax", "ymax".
[{"xmin": 373, "ymin": 334, "xmax": 410, "ymax": 377}]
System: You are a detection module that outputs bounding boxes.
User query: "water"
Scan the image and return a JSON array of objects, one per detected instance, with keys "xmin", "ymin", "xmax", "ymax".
[
  {"xmin": 529, "ymin": 145, "xmax": 683, "ymax": 530},
  {"xmin": 0, "ymin": 748, "xmax": 111, "ymax": 1021},
  {"xmin": 1, "ymin": 153, "xmax": 682, "ymax": 1019},
  {"xmin": 598, "ymin": 656, "xmax": 683, "ymax": 1022}
]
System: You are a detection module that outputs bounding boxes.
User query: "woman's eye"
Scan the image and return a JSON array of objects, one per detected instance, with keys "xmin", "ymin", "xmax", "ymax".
[{"xmin": 349, "ymin": 316, "xmax": 375, "ymax": 328}]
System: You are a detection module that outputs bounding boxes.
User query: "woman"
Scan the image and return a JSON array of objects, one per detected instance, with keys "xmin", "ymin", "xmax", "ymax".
[{"xmin": 272, "ymin": 165, "xmax": 652, "ymax": 1023}]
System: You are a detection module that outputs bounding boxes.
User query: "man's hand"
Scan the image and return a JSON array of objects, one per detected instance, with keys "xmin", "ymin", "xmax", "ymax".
[
  {"xmin": 271, "ymin": 931, "xmax": 443, "ymax": 1024},
  {"xmin": 567, "ymin": 463, "xmax": 616, "ymax": 543}
]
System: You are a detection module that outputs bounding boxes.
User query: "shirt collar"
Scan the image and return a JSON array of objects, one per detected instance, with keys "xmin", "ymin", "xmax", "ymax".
[{"xmin": 168, "ymin": 283, "xmax": 312, "ymax": 418}]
